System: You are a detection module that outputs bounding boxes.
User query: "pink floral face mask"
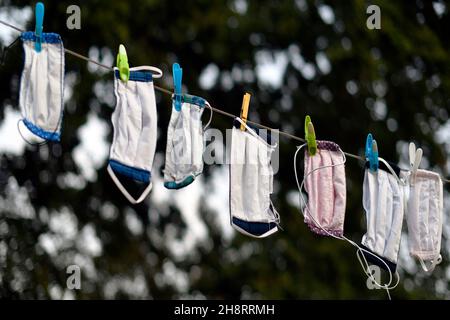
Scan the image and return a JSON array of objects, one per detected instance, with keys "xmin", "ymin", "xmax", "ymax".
[{"xmin": 295, "ymin": 141, "xmax": 347, "ymax": 237}]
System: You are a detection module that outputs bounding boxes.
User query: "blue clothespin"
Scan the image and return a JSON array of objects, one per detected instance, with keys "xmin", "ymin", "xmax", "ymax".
[
  {"xmin": 35, "ymin": 2, "xmax": 45, "ymax": 53},
  {"xmin": 173, "ymin": 63, "xmax": 183, "ymax": 111},
  {"xmin": 365, "ymin": 134, "xmax": 379, "ymax": 171}
]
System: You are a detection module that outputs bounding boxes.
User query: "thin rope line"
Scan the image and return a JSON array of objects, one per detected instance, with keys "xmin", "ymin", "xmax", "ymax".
[{"xmin": 1, "ymin": 19, "xmax": 448, "ymax": 183}]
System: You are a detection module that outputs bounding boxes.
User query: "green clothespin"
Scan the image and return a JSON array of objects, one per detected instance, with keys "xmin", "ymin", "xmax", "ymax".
[
  {"xmin": 305, "ymin": 115, "xmax": 317, "ymax": 156},
  {"xmin": 116, "ymin": 44, "xmax": 129, "ymax": 82}
]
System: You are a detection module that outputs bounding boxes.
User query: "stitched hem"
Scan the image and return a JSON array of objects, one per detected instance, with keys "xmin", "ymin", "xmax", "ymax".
[
  {"xmin": 22, "ymin": 119, "xmax": 60, "ymax": 142},
  {"xmin": 21, "ymin": 31, "xmax": 62, "ymax": 44},
  {"xmin": 305, "ymin": 220, "xmax": 343, "ymax": 237},
  {"xmin": 114, "ymin": 69, "xmax": 153, "ymax": 82},
  {"xmin": 109, "ymin": 159, "xmax": 150, "ymax": 183},
  {"xmin": 164, "ymin": 175, "xmax": 196, "ymax": 189},
  {"xmin": 231, "ymin": 216, "xmax": 278, "ymax": 238}
]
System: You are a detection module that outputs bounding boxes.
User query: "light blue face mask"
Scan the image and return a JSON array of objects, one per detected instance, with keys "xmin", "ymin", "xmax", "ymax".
[
  {"xmin": 18, "ymin": 31, "xmax": 65, "ymax": 142},
  {"xmin": 163, "ymin": 93, "xmax": 212, "ymax": 189}
]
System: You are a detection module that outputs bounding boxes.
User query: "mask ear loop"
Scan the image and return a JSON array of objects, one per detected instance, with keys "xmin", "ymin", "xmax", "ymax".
[
  {"xmin": 203, "ymin": 101, "xmax": 213, "ymax": 131},
  {"xmin": 128, "ymin": 65, "xmax": 163, "ymax": 78},
  {"xmin": 235, "ymin": 117, "xmax": 277, "ymax": 150},
  {"xmin": 107, "ymin": 165, "xmax": 153, "ymax": 204},
  {"xmin": 294, "ymin": 144, "xmax": 399, "ymax": 299},
  {"xmin": 17, "ymin": 119, "xmax": 48, "ymax": 146},
  {"xmin": 1, "ymin": 35, "xmax": 20, "ymax": 66},
  {"xmin": 418, "ymin": 255, "xmax": 442, "ymax": 273},
  {"xmin": 17, "ymin": 112, "xmax": 63, "ymax": 147}
]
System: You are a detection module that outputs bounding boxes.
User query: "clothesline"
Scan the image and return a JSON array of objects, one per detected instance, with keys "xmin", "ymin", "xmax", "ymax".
[{"xmin": 1, "ymin": 19, "xmax": 449, "ymax": 184}]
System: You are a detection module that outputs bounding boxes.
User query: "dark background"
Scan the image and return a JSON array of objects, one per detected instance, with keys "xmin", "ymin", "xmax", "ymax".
[{"xmin": 0, "ymin": 0, "xmax": 449, "ymax": 299}]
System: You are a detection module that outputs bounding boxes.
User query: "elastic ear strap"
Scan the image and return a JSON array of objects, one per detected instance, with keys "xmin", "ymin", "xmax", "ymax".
[
  {"xmin": 17, "ymin": 119, "xmax": 48, "ymax": 146},
  {"xmin": 114, "ymin": 66, "xmax": 164, "ymax": 78},
  {"xmin": 235, "ymin": 117, "xmax": 275, "ymax": 149},
  {"xmin": 378, "ymin": 157, "xmax": 405, "ymax": 186},
  {"xmin": 107, "ymin": 165, "xmax": 152, "ymax": 204},
  {"xmin": 419, "ymin": 255, "xmax": 442, "ymax": 273},
  {"xmin": 203, "ymin": 101, "xmax": 213, "ymax": 130}
]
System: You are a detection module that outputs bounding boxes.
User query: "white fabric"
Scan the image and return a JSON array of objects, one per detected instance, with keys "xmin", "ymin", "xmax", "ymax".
[
  {"xmin": 229, "ymin": 118, "xmax": 279, "ymax": 237},
  {"xmin": 108, "ymin": 66, "xmax": 158, "ymax": 203},
  {"xmin": 19, "ymin": 35, "xmax": 64, "ymax": 135},
  {"xmin": 406, "ymin": 169, "xmax": 443, "ymax": 273},
  {"xmin": 163, "ymin": 100, "xmax": 205, "ymax": 185},
  {"xmin": 361, "ymin": 167, "xmax": 406, "ymax": 264}
]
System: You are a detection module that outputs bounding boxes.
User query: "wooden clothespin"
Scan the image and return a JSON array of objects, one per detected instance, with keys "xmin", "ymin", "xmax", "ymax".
[{"xmin": 240, "ymin": 93, "xmax": 251, "ymax": 131}]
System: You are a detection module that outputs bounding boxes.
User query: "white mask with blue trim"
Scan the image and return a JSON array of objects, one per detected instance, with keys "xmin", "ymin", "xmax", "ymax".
[
  {"xmin": 229, "ymin": 118, "xmax": 280, "ymax": 238},
  {"xmin": 107, "ymin": 66, "xmax": 162, "ymax": 204},
  {"xmin": 18, "ymin": 31, "xmax": 64, "ymax": 142},
  {"xmin": 163, "ymin": 93, "xmax": 212, "ymax": 189}
]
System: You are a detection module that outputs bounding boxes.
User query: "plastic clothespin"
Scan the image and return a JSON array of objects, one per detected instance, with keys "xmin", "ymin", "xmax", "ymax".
[
  {"xmin": 173, "ymin": 63, "xmax": 183, "ymax": 111},
  {"xmin": 34, "ymin": 2, "xmax": 44, "ymax": 53},
  {"xmin": 305, "ymin": 115, "xmax": 317, "ymax": 156},
  {"xmin": 365, "ymin": 134, "xmax": 379, "ymax": 171},
  {"xmin": 409, "ymin": 142, "xmax": 423, "ymax": 186},
  {"xmin": 240, "ymin": 93, "xmax": 251, "ymax": 131},
  {"xmin": 116, "ymin": 44, "xmax": 130, "ymax": 82}
]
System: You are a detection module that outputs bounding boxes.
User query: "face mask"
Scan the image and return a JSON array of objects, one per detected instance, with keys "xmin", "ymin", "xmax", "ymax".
[
  {"xmin": 406, "ymin": 162, "xmax": 443, "ymax": 273},
  {"xmin": 301, "ymin": 141, "xmax": 346, "ymax": 237},
  {"xmin": 107, "ymin": 66, "xmax": 162, "ymax": 204},
  {"xmin": 360, "ymin": 160, "xmax": 407, "ymax": 273},
  {"xmin": 18, "ymin": 32, "xmax": 65, "ymax": 142},
  {"xmin": 163, "ymin": 94, "xmax": 212, "ymax": 189},
  {"xmin": 229, "ymin": 118, "xmax": 279, "ymax": 238}
]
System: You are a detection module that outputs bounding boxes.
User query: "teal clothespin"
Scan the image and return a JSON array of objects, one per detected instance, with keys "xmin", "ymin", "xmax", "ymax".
[
  {"xmin": 173, "ymin": 63, "xmax": 183, "ymax": 111},
  {"xmin": 116, "ymin": 44, "xmax": 130, "ymax": 82},
  {"xmin": 365, "ymin": 133, "xmax": 379, "ymax": 171},
  {"xmin": 35, "ymin": 2, "xmax": 44, "ymax": 53},
  {"xmin": 305, "ymin": 115, "xmax": 317, "ymax": 156}
]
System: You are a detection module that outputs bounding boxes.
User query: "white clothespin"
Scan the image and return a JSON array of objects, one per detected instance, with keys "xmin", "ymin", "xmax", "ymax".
[{"xmin": 409, "ymin": 142, "xmax": 423, "ymax": 186}]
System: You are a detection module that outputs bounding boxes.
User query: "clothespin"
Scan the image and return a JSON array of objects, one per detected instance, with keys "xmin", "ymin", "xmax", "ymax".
[
  {"xmin": 116, "ymin": 44, "xmax": 130, "ymax": 82},
  {"xmin": 365, "ymin": 134, "xmax": 379, "ymax": 171},
  {"xmin": 409, "ymin": 142, "xmax": 422, "ymax": 186},
  {"xmin": 173, "ymin": 63, "xmax": 183, "ymax": 111},
  {"xmin": 34, "ymin": 2, "xmax": 44, "ymax": 53},
  {"xmin": 305, "ymin": 115, "xmax": 317, "ymax": 156},
  {"xmin": 240, "ymin": 93, "xmax": 251, "ymax": 131}
]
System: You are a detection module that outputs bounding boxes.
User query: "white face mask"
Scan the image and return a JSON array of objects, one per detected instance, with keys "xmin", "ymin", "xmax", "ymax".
[
  {"xmin": 360, "ymin": 160, "xmax": 407, "ymax": 273},
  {"xmin": 229, "ymin": 118, "xmax": 279, "ymax": 238},
  {"xmin": 107, "ymin": 66, "xmax": 162, "ymax": 204},
  {"xmin": 406, "ymin": 169, "xmax": 444, "ymax": 273},
  {"xmin": 163, "ymin": 94, "xmax": 212, "ymax": 189},
  {"xmin": 19, "ymin": 31, "xmax": 65, "ymax": 142}
]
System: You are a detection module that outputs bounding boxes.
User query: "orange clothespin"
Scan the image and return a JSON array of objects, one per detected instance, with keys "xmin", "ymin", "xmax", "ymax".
[{"xmin": 240, "ymin": 93, "xmax": 251, "ymax": 131}]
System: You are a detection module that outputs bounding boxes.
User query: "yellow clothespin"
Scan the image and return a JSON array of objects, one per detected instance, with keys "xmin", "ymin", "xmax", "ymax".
[{"xmin": 240, "ymin": 93, "xmax": 251, "ymax": 131}]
